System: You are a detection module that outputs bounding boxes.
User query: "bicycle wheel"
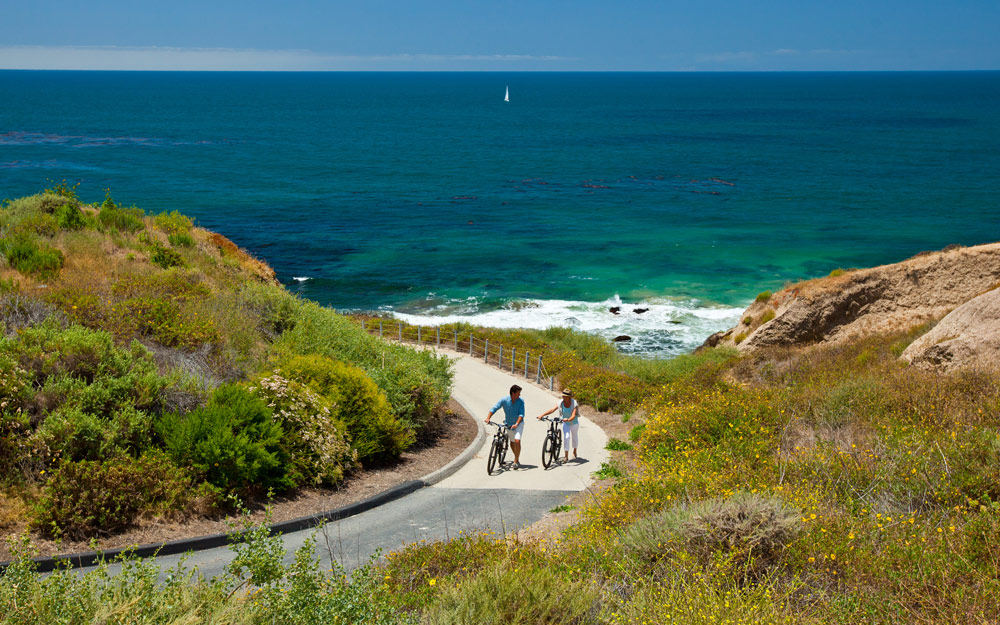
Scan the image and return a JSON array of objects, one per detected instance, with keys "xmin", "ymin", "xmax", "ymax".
[
  {"xmin": 487, "ymin": 436, "xmax": 500, "ymax": 474},
  {"xmin": 542, "ymin": 432, "xmax": 554, "ymax": 468},
  {"xmin": 553, "ymin": 434, "xmax": 562, "ymax": 464},
  {"xmin": 499, "ymin": 434, "xmax": 509, "ymax": 465}
]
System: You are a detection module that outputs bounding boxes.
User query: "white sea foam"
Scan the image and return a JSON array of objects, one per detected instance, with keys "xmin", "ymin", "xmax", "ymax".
[
  {"xmin": 292, "ymin": 276, "xmax": 310, "ymax": 282},
  {"xmin": 387, "ymin": 295, "xmax": 744, "ymax": 357}
]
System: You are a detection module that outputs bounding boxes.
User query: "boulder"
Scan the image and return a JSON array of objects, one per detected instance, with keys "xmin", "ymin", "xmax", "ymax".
[
  {"xmin": 612, "ymin": 335, "xmax": 632, "ymax": 342},
  {"xmin": 901, "ymin": 287, "xmax": 1000, "ymax": 373}
]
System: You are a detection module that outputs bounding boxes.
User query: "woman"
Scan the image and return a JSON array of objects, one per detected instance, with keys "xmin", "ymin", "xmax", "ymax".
[{"xmin": 537, "ymin": 388, "xmax": 580, "ymax": 463}]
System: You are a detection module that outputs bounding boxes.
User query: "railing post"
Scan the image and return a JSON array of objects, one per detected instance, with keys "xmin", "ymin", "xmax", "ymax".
[
  {"xmin": 537, "ymin": 356, "xmax": 542, "ymax": 383},
  {"xmin": 499, "ymin": 345, "xmax": 503, "ymax": 368},
  {"xmin": 436, "ymin": 327, "xmax": 440, "ymax": 348},
  {"xmin": 549, "ymin": 376, "xmax": 554, "ymax": 391},
  {"xmin": 454, "ymin": 329, "xmax": 459, "ymax": 350},
  {"xmin": 469, "ymin": 334, "xmax": 474, "ymax": 355},
  {"xmin": 398, "ymin": 323, "xmax": 402, "ymax": 342},
  {"xmin": 484, "ymin": 339, "xmax": 489, "ymax": 363},
  {"xmin": 511, "ymin": 347, "xmax": 516, "ymax": 373},
  {"xmin": 524, "ymin": 351, "xmax": 529, "ymax": 377},
  {"xmin": 379, "ymin": 320, "xmax": 383, "ymax": 337},
  {"xmin": 417, "ymin": 326, "xmax": 422, "ymax": 344},
  {"xmin": 362, "ymin": 319, "xmax": 366, "ymax": 331}
]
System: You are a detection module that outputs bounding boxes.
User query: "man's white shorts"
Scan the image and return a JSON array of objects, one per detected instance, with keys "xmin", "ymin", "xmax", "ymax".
[{"xmin": 505, "ymin": 421, "xmax": 524, "ymax": 442}]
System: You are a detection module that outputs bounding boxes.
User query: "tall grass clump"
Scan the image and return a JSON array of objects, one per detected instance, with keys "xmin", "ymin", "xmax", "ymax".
[{"xmin": 0, "ymin": 234, "xmax": 63, "ymax": 279}]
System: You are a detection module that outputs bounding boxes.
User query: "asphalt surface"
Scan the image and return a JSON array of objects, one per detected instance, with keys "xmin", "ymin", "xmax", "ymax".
[{"xmin": 127, "ymin": 487, "xmax": 576, "ymax": 578}]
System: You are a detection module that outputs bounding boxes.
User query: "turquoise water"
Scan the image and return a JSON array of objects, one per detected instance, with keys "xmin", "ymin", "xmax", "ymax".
[{"xmin": 2, "ymin": 71, "xmax": 999, "ymax": 354}]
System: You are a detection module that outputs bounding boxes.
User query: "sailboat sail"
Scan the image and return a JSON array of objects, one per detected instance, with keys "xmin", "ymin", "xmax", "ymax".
[{"xmin": 504, "ymin": 85, "xmax": 509, "ymax": 102}]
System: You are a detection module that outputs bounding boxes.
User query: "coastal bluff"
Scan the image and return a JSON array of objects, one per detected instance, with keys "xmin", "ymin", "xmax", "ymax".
[{"xmin": 704, "ymin": 242, "xmax": 1000, "ymax": 371}]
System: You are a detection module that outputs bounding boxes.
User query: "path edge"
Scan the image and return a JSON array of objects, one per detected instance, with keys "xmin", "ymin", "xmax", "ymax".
[{"xmin": 0, "ymin": 400, "xmax": 486, "ymax": 575}]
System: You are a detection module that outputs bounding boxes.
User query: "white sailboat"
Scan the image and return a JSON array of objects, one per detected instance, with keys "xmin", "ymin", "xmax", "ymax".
[{"xmin": 504, "ymin": 85, "xmax": 509, "ymax": 102}]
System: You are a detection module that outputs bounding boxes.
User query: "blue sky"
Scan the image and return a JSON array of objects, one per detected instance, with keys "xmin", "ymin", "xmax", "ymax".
[{"xmin": 1, "ymin": 0, "xmax": 997, "ymax": 70}]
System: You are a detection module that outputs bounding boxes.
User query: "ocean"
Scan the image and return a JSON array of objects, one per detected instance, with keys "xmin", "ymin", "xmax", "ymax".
[{"xmin": 2, "ymin": 71, "xmax": 999, "ymax": 356}]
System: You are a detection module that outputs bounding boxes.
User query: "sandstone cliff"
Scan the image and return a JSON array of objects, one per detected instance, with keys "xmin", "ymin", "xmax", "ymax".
[{"xmin": 705, "ymin": 243, "xmax": 1000, "ymax": 366}]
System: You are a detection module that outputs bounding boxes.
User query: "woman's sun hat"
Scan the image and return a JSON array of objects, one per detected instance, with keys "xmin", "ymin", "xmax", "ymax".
[{"xmin": 561, "ymin": 388, "xmax": 573, "ymax": 397}]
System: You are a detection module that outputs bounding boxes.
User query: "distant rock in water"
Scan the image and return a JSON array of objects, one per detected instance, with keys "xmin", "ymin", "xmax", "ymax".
[
  {"xmin": 901, "ymin": 287, "xmax": 1000, "ymax": 373},
  {"xmin": 633, "ymin": 308, "xmax": 649, "ymax": 314},
  {"xmin": 702, "ymin": 242, "xmax": 1000, "ymax": 353},
  {"xmin": 613, "ymin": 335, "xmax": 632, "ymax": 342},
  {"xmin": 609, "ymin": 306, "xmax": 621, "ymax": 315}
]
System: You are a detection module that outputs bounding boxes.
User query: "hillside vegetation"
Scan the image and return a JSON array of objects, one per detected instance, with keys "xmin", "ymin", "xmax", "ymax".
[
  {"xmin": 0, "ymin": 187, "xmax": 451, "ymax": 542},
  {"xmin": 2, "ymin": 194, "xmax": 998, "ymax": 622},
  {"xmin": 4, "ymin": 318, "xmax": 997, "ymax": 623}
]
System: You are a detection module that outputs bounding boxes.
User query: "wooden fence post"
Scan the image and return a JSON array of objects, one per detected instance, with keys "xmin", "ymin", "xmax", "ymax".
[
  {"xmin": 536, "ymin": 356, "xmax": 542, "ymax": 383},
  {"xmin": 398, "ymin": 323, "xmax": 402, "ymax": 342},
  {"xmin": 484, "ymin": 339, "xmax": 489, "ymax": 363},
  {"xmin": 524, "ymin": 351, "xmax": 529, "ymax": 377},
  {"xmin": 499, "ymin": 345, "xmax": 503, "ymax": 368},
  {"xmin": 454, "ymin": 330, "xmax": 459, "ymax": 350},
  {"xmin": 511, "ymin": 347, "xmax": 516, "ymax": 373},
  {"xmin": 379, "ymin": 320, "xmax": 383, "ymax": 337},
  {"xmin": 436, "ymin": 327, "xmax": 440, "ymax": 348},
  {"xmin": 417, "ymin": 326, "xmax": 422, "ymax": 344},
  {"xmin": 469, "ymin": 335, "xmax": 474, "ymax": 355}
]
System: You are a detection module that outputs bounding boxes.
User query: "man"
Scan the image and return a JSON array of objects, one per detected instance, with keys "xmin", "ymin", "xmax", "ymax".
[{"xmin": 485, "ymin": 384, "xmax": 525, "ymax": 469}]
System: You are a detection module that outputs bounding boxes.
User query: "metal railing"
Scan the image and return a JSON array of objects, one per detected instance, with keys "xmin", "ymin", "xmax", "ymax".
[{"xmin": 360, "ymin": 318, "xmax": 555, "ymax": 390}]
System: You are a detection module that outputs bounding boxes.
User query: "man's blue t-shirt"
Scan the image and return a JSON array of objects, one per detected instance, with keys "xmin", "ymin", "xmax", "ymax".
[{"xmin": 491, "ymin": 396, "xmax": 525, "ymax": 427}]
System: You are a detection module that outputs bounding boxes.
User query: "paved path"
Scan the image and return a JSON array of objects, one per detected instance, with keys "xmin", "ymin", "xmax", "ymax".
[
  {"xmin": 82, "ymin": 348, "xmax": 608, "ymax": 579},
  {"xmin": 436, "ymin": 348, "xmax": 608, "ymax": 490}
]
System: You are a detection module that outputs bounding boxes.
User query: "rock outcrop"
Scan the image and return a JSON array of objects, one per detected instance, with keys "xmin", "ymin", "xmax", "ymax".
[
  {"xmin": 900, "ymin": 287, "xmax": 1000, "ymax": 372},
  {"xmin": 705, "ymin": 243, "xmax": 1000, "ymax": 359}
]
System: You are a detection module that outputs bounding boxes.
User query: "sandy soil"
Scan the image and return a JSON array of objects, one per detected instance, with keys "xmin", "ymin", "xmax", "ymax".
[{"xmin": 0, "ymin": 399, "xmax": 477, "ymax": 561}]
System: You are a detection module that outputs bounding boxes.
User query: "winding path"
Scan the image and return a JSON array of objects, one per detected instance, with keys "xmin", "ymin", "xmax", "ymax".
[{"xmin": 86, "ymin": 348, "xmax": 608, "ymax": 577}]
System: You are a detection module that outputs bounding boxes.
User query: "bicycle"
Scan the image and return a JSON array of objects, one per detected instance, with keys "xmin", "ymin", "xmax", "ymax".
[
  {"xmin": 486, "ymin": 421, "xmax": 510, "ymax": 475},
  {"xmin": 540, "ymin": 416, "xmax": 562, "ymax": 469}
]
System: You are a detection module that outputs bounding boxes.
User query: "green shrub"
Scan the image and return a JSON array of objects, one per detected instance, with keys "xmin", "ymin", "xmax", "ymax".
[
  {"xmin": 280, "ymin": 354, "xmax": 415, "ymax": 464},
  {"xmin": 97, "ymin": 200, "xmax": 144, "ymax": 233},
  {"xmin": 277, "ymin": 302, "xmax": 452, "ymax": 435},
  {"xmin": 829, "ymin": 268, "xmax": 846, "ymax": 277},
  {"xmin": 153, "ymin": 210, "xmax": 193, "ymax": 235},
  {"xmin": 12, "ymin": 212, "xmax": 58, "ymax": 237},
  {"xmin": 251, "ymin": 373, "xmax": 356, "ymax": 485},
  {"xmin": 237, "ymin": 282, "xmax": 299, "ymax": 340},
  {"xmin": 734, "ymin": 331, "xmax": 748, "ymax": 344},
  {"xmin": 30, "ymin": 451, "xmax": 206, "ymax": 539},
  {"xmin": 760, "ymin": 309, "xmax": 776, "ymax": 324},
  {"xmin": 422, "ymin": 560, "xmax": 600, "ymax": 625},
  {"xmin": 111, "ymin": 268, "xmax": 210, "ymax": 300},
  {"xmin": 629, "ymin": 423, "xmax": 646, "ymax": 442},
  {"xmin": 606, "ymin": 437, "xmax": 633, "ymax": 451},
  {"xmin": 5, "ymin": 324, "xmax": 166, "ymax": 409},
  {"xmin": 119, "ymin": 296, "xmax": 217, "ymax": 348},
  {"xmin": 595, "ymin": 461, "xmax": 625, "ymax": 479},
  {"xmin": 167, "ymin": 231, "xmax": 195, "ymax": 247},
  {"xmin": 150, "ymin": 242, "xmax": 185, "ymax": 269},
  {"xmin": 55, "ymin": 203, "xmax": 87, "ymax": 230},
  {"xmin": 755, "ymin": 291, "xmax": 772, "ymax": 304},
  {"xmin": 0, "ymin": 233, "xmax": 64, "ymax": 279},
  {"xmin": 156, "ymin": 384, "xmax": 293, "ymax": 495}
]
